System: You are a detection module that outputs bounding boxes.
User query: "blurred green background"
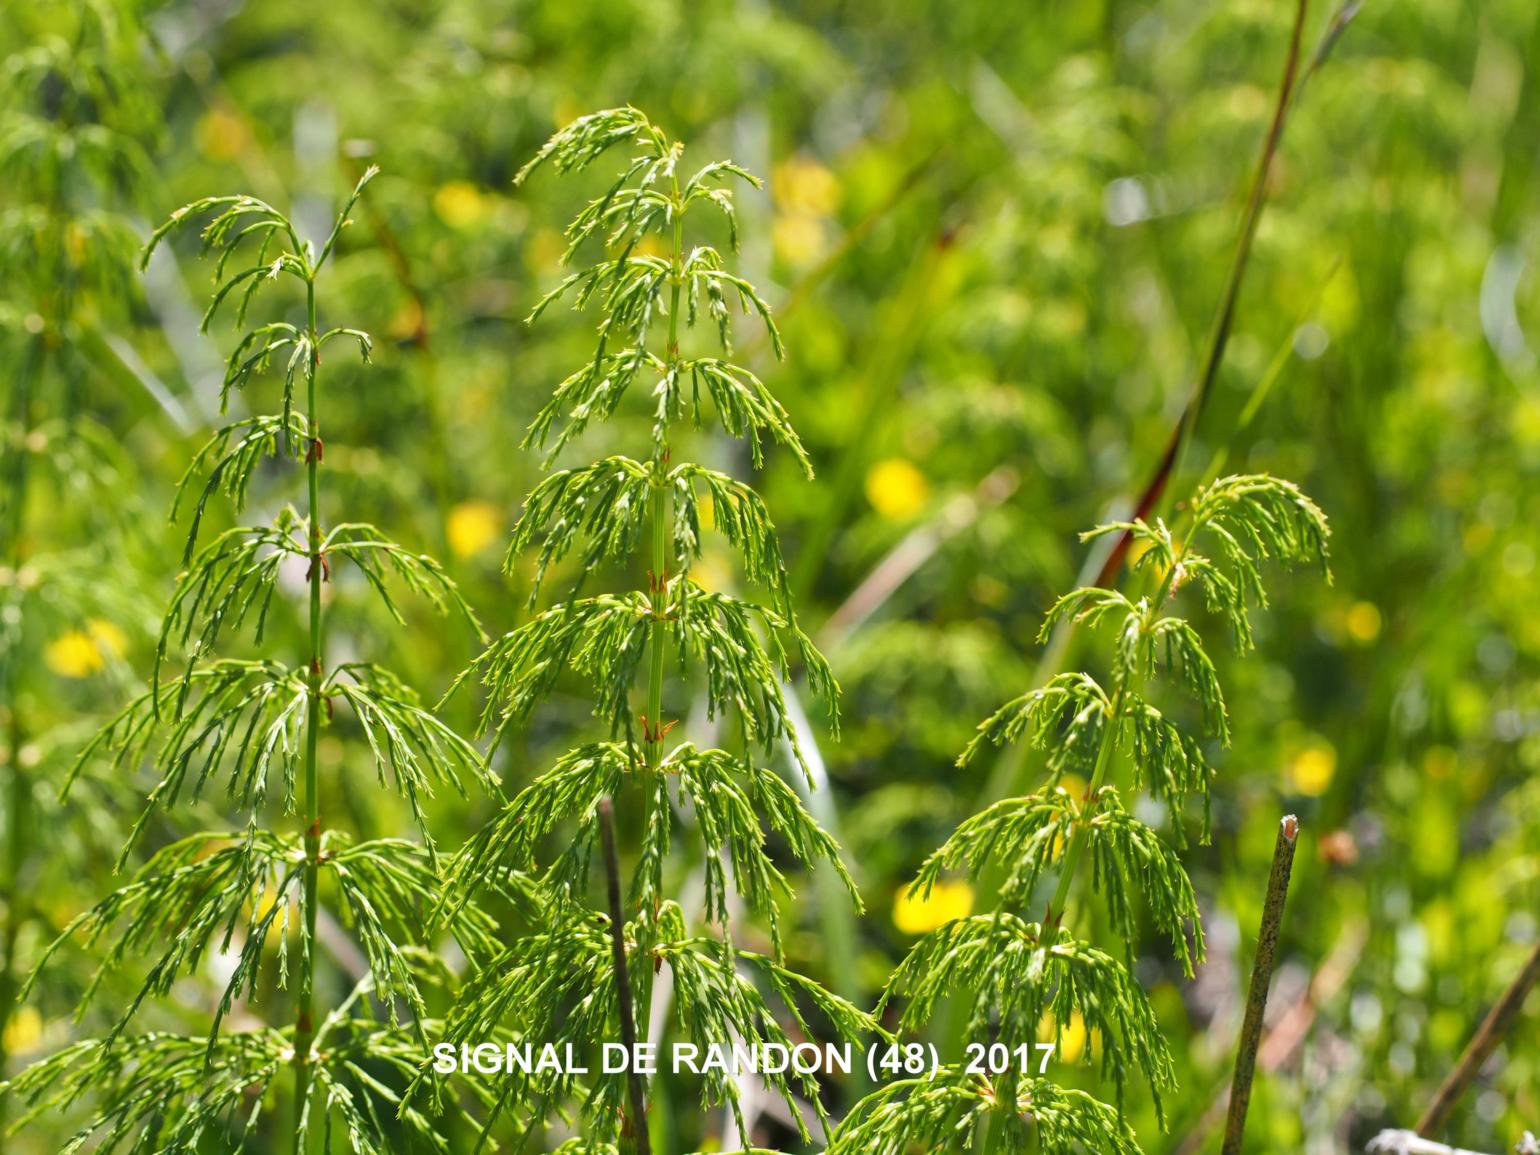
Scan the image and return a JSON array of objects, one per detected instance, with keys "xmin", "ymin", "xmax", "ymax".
[{"xmin": 3, "ymin": 0, "xmax": 1539, "ymax": 1151}]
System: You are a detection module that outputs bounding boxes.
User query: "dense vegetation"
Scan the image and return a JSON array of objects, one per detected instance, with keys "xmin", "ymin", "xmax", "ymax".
[{"xmin": 2, "ymin": 0, "xmax": 1539, "ymax": 1152}]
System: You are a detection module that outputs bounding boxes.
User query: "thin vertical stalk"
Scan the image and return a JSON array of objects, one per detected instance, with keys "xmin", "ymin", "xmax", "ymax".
[
  {"xmin": 621, "ymin": 156, "xmax": 686, "ymax": 1155},
  {"xmin": 978, "ymin": 0, "xmax": 1325, "ymax": 814},
  {"xmin": 1044, "ymin": 685, "xmax": 1126, "ymax": 928},
  {"xmin": 291, "ymin": 273, "xmax": 325, "ymax": 1153},
  {"xmin": 1414, "ymin": 939, "xmax": 1540, "ymax": 1138},
  {"xmin": 645, "ymin": 460, "xmax": 669, "ymax": 773},
  {"xmin": 644, "ymin": 181, "xmax": 685, "ymax": 775},
  {"xmin": 600, "ymin": 798, "xmax": 652, "ymax": 1155},
  {"xmin": 980, "ymin": 678, "xmax": 1126, "ymax": 1149},
  {"xmin": 1221, "ymin": 815, "xmax": 1300, "ymax": 1155},
  {"xmin": 1095, "ymin": 0, "xmax": 1311, "ymax": 590},
  {"xmin": 1046, "ymin": 556, "xmax": 1182, "ymax": 928},
  {"xmin": 985, "ymin": 556, "xmax": 1183, "ymax": 1145}
]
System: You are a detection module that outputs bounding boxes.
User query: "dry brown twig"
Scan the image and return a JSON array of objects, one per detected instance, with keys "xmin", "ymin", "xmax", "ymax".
[
  {"xmin": 1220, "ymin": 815, "xmax": 1302, "ymax": 1155},
  {"xmin": 1416, "ymin": 940, "xmax": 1540, "ymax": 1138}
]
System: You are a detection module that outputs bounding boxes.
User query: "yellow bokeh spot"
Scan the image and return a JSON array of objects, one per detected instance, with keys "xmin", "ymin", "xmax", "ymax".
[
  {"xmin": 44, "ymin": 620, "xmax": 126, "ymax": 679},
  {"xmin": 434, "ymin": 181, "xmax": 492, "ymax": 229},
  {"xmin": 773, "ymin": 155, "xmax": 841, "ymax": 217},
  {"xmin": 633, "ymin": 234, "xmax": 668, "ymax": 259},
  {"xmin": 529, "ymin": 227, "xmax": 566, "ymax": 271},
  {"xmin": 1345, "ymin": 601, "xmax": 1382, "ymax": 644},
  {"xmin": 1127, "ymin": 536, "xmax": 1157, "ymax": 566},
  {"xmin": 250, "ymin": 887, "xmax": 286, "ymax": 930},
  {"xmin": 447, "ymin": 501, "xmax": 502, "ymax": 558},
  {"xmin": 1287, "ymin": 739, "xmax": 1337, "ymax": 796},
  {"xmin": 3, "ymin": 1005, "xmax": 42, "ymax": 1055},
  {"xmin": 196, "ymin": 108, "xmax": 251, "ymax": 162},
  {"xmin": 1037, "ymin": 1010, "xmax": 1088, "ymax": 1064},
  {"xmin": 865, "ymin": 458, "xmax": 930, "ymax": 521},
  {"xmin": 688, "ymin": 552, "xmax": 731, "ymax": 595},
  {"xmin": 893, "ymin": 879, "xmax": 974, "ymax": 935},
  {"xmin": 772, "ymin": 213, "xmax": 826, "ymax": 267},
  {"xmin": 46, "ymin": 629, "xmax": 100, "ymax": 676},
  {"xmin": 90, "ymin": 620, "xmax": 127, "ymax": 658},
  {"xmin": 1515, "ymin": 397, "xmax": 1540, "ymax": 449}
]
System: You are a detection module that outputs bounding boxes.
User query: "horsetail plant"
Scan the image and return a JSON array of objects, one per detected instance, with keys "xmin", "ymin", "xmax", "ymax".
[
  {"xmin": 830, "ymin": 474, "xmax": 1329, "ymax": 1153},
  {"xmin": 433, "ymin": 107, "xmax": 876, "ymax": 1151},
  {"xmin": 4, "ymin": 170, "xmax": 505, "ymax": 1152}
]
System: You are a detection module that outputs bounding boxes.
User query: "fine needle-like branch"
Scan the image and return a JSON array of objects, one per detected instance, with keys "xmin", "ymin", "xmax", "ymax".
[
  {"xmin": 1415, "ymin": 939, "xmax": 1540, "ymax": 1138},
  {"xmin": 599, "ymin": 797, "xmax": 652, "ymax": 1155},
  {"xmin": 1221, "ymin": 814, "xmax": 1300, "ymax": 1155}
]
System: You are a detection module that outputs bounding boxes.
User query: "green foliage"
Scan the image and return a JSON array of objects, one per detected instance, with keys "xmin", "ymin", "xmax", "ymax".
[
  {"xmin": 843, "ymin": 474, "xmax": 1329, "ymax": 1150},
  {"xmin": 830, "ymin": 1069, "xmax": 1143, "ymax": 1155},
  {"xmin": 13, "ymin": 167, "xmax": 494, "ymax": 1152},
  {"xmin": 5, "ymin": 983, "xmax": 476, "ymax": 1155},
  {"xmin": 913, "ymin": 788, "xmax": 1203, "ymax": 971},
  {"xmin": 0, "ymin": 0, "xmax": 164, "ymax": 1115},
  {"xmin": 9, "ymin": 1, "xmax": 1540, "ymax": 1151},
  {"xmin": 6, "ymin": 1030, "xmax": 292, "ymax": 1154},
  {"xmin": 441, "ymin": 107, "xmax": 863, "ymax": 1150},
  {"xmin": 437, "ymin": 901, "xmax": 879, "ymax": 1146},
  {"xmin": 511, "ymin": 457, "xmax": 792, "ymax": 612}
]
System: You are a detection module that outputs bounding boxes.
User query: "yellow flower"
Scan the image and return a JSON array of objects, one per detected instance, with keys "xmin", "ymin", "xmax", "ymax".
[
  {"xmin": 1345, "ymin": 600, "xmax": 1382, "ymax": 644},
  {"xmin": 3, "ymin": 1006, "xmax": 42, "ymax": 1055},
  {"xmin": 1286, "ymin": 738, "xmax": 1337, "ymax": 796},
  {"xmin": 446, "ymin": 501, "xmax": 502, "ymax": 558},
  {"xmin": 893, "ymin": 879, "xmax": 974, "ymax": 935},
  {"xmin": 434, "ymin": 181, "xmax": 492, "ymax": 229},
  {"xmin": 90, "ymin": 619, "xmax": 127, "ymax": 658},
  {"xmin": 865, "ymin": 458, "xmax": 930, "ymax": 521},
  {"xmin": 44, "ymin": 620, "xmax": 126, "ymax": 679},
  {"xmin": 1037, "ymin": 1010, "xmax": 1088, "ymax": 1064}
]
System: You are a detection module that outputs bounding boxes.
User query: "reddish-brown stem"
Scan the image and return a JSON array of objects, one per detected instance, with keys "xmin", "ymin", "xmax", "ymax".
[{"xmin": 1414, "ymin": 939, "xmax": 1540, "ymax": 1138}]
